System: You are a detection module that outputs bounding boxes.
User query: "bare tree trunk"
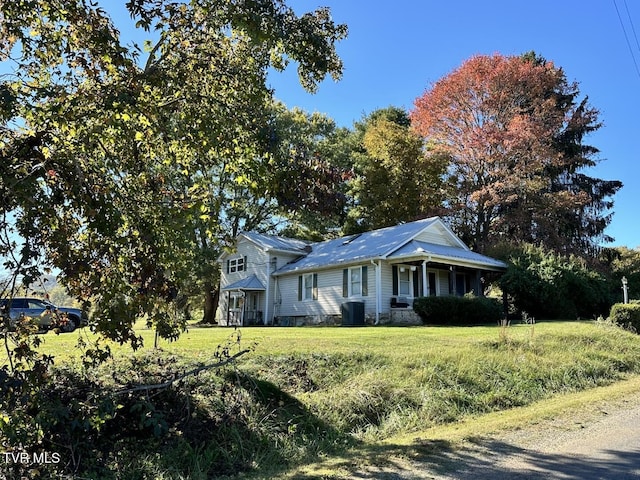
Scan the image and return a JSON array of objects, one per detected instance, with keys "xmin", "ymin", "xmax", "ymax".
[{"xmin": 202, "ymin": 281, "xmax": 219, "ymax": 324}]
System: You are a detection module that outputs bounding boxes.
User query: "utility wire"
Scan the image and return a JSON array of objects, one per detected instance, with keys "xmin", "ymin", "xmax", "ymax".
[
  {"xmin": 613, "ymin": 0, "xmax": 640, "ymax": 80},
  {"xmin": 623, "ymin": 0, "xmax": 640, "ymax": 56}
]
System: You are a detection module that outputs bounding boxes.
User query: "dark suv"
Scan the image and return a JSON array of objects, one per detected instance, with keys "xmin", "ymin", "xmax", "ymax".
[{"xmin": 0, "ymin": 297, "xmax": 89, "ymax": 333}]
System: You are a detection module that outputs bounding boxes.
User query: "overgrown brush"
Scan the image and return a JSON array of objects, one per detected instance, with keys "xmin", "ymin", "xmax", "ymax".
[
  {"xmin": 244, "ymin": 324, "xmax": 640, "ymax": 444},
  {"xmin": 3, "ymin": 323, "xmax": 640, "ymax": 478},
  {"xmin": 0, "ymin": 349, "xmax": 352, "ymax": 479}
]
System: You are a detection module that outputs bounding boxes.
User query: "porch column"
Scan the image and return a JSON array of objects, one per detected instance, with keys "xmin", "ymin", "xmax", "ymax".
[
  {"xmin": 421, "ymin": 261, "xmax": 428, "ymax": 298},
  {"xmin": 450, "ymin": 266, "xmax": 457, "ymax": 295},
  {"xmin": 240, "ymin": 291, "xmax": 245, "ymax": 327},
  {"xmin": 375, "ymin": 260, "xmax": 382, "ymax": 324},
  {"xmin": 265, "ymin": 258, "xmax": 270, "ymax": 325},
  {"xmin": 475, "ymin": 271, "xmax": 483, "ymax": 297}
]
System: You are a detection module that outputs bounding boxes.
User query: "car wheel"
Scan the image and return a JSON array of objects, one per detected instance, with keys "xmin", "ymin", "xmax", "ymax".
[{"xmin": 62, "ymin": 316, "xmax": 78, "ymax": 333}]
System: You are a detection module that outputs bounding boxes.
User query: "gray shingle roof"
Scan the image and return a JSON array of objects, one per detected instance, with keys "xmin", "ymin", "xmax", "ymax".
[
  {"xmin": 274, "ymin": 218, "xmax": 441, "ymax": 274},
  {"xmin": 221, "ymin": 274, "xmax": 266, "ymax": 291},
  {"xmin": 241, "ymin": 231, "xmax": 311, "ymax": 253}
]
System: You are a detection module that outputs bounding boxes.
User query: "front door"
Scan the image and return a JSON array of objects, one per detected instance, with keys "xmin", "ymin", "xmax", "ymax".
[
  {"xmin": 245, "ymin": 292, "xmax": 263, "ymax": 325},
  {"xmin": 228, "ymin": 292, "xmax": 244, "ymax": 325}
]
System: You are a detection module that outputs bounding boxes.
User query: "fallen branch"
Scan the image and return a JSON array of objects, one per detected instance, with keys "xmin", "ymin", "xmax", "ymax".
[{"xmin": 115, "ymin": 348, "xmax": 251, "ymax": 395}]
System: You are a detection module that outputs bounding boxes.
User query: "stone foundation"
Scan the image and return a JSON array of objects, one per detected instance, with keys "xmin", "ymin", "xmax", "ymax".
[
  {"xmin": 269, "ymin": 310, "xmax": 422, "ymax": 326},
  {"xmin": 274, "ymin": 314, "xmax": 342, "ymax": 326},
  {"xmin": 389, "ymin": 308, "xmax": 422, "ymax": 326}
]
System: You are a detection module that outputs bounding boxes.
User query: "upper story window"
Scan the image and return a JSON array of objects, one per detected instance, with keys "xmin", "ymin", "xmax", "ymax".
[{"xmin": 227, "ymin": 256, "xmax": 246, "ymax": 274}]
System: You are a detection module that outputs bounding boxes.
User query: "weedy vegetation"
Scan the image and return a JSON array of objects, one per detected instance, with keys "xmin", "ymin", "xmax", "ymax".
[{"xmin": 2, "ymin": 321, "xmax": 640, "ymax": 478}]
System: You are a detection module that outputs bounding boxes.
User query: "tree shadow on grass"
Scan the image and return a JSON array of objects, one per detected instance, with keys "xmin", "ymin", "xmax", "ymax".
[
  {"xmin": 215, "ymin": 373, "xmax": 640, "ymax": 479},
  {"xmin": 229, "ymin": 371, "xmax": 358, "ymax": 477}
]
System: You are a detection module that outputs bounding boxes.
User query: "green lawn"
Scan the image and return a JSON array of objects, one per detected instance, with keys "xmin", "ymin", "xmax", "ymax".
[
  {"xmin": 6, "ymin": 320, "xmax": 640, "ymax": 479},
  {"xmin": 35, "ymin": 320, "xmax": 635, "ymax": 365},
  {"xmin": 35, "ymin": 321, "xmax": 538, "ymax": 360}
]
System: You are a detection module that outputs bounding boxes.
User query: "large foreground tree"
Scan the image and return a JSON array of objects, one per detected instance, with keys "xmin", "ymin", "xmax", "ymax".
[
  {"xmin": 411, "ymin": 53, "xmax": 622, "ymax": 256},
  {"xmin": 1, "ymin": 0, "xmax": 346, "ymax": 348}
]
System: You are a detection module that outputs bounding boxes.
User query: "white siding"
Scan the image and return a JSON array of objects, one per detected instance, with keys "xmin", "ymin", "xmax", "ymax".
[
  {"xmin": 218, "ymin": 226, "xmax": 471, "ymax": 324},
  {"xmin": 219, "ymin": 239, "xmax": 268, "ymax": 289},
  {"xmin": 414, "ymin": 224, "xmax": 458, "ymax": 246},
  {"xmin": 217, "ymin": 239, "xmax": 267, "ymax": 323},
  {"xmin": 277, "ymin": 264, "xmax": 378, "ymax": 319},
  {"xmin": 217, "ymin": 238, "xmax": 302, "ymax": 323},
  {"xmin": 264, "ymin": 252, "xmax": 302, "ymax": 322}
]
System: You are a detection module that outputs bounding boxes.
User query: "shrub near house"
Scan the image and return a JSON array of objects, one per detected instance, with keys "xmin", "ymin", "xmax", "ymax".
[
  {"xmin": 609, "ymin": 302, "xmax": 640, "ymax": 332},
  {"xmin": 496, "ymin": 243, "xmax": 610, "ymax": 320},
  {"xmin": 413, "ymin": 295, "xmax": 502, "ymax": 325}
]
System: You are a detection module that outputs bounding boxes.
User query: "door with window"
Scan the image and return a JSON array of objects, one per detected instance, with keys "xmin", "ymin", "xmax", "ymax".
[
  {"xmin": 245, "ymin": 292, "xmax": 263, "ymax": 325},
  {"xmin": 228, "ymin": 292, "xmax": 244, "ymax": 325}
]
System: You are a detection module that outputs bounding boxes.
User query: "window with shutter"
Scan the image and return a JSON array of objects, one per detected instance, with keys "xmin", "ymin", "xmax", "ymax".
[
  {"xmin": 300, "ymin": 273, "xmax": 319, "ymax": 301},
  {"xmin": 343, "ymin": 266, "xmax": 368, "ymax": 297},
  {"xmin": 398, "ymin": 268, "xmax": 410, "ymax": 295},
  {"xmin": 343, "ymin": 269, "xmax": 348, "ymax": 297}
]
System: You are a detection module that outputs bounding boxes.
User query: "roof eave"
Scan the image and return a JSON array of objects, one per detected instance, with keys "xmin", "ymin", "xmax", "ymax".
[
  {"xmin": 387, "ymin": 252, "xmax": 507, "ymax": 271},
  {"xmin": 266, "ymin": 247, "xmax": 310, "ymax": 256},
  {"xmin": 273, "ymin": 256, "xmax": 384, "ymax": 276}
]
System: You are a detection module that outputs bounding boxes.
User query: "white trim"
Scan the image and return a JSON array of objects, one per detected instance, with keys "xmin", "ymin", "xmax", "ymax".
[
  {"xmin": 265, "ymin": 257, "xmax": 270, "ymax": 324},
  {"xmin": 426, "ymin": 269, "xmax": 439, "ymax": 296},
  {"xmin": 376, "ymin": 260, "xmax": 382, "ymax": 324},
  {"xmin": 370, "ymin": 260, "xmax": 381, "ymax": 324},
  {"xmin": 431, "ymin": 218, "xmax": 469, "ymax": 250},
  {"xmin": 273, "ymin": 276, "xmax": 280, "ymax": 323},
  {"xmin": 382, "ymin": 218, "xmax": 470, "ymax": 259}
]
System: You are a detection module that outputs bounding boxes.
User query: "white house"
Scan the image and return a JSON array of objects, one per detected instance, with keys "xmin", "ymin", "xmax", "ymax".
[{"xmin": 217, "ymin": 217, "xmax": 507, "ymax": 326}]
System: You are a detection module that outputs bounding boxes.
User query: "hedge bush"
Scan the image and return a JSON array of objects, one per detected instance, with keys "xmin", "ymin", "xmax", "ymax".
[
  {"xmin": 495, "ymin": 243, "xmax": 611, "ymax": 320},
  {"xmin": 609, "ymin": 302, "xmax": 640, "ymax": 332},
  {"xmin": 413, "ymin": 295, "xmax": 503, "ymax": 326}
]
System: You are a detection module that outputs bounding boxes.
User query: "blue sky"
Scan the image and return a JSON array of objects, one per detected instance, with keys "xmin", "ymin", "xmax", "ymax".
[
  {"xmin": 20, "ymin": 1, "xmax": 640, "ymax": 249},
  {"xmin": 259, "ymin": 0, "xmax": 639, "ymax": 248}
]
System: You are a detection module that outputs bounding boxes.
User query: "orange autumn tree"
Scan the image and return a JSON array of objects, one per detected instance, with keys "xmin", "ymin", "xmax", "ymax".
[{"xmin": 411, "ymin": 53, "xmax": 621, "ymax": 256}]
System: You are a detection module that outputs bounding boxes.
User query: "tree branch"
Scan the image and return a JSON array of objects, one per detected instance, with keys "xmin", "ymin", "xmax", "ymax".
[{"xmin": 114, "ymin": 348, "xmax": 250, "ymax": 395}]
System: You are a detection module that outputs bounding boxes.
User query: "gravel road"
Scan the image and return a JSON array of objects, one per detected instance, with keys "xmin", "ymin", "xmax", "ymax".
[{"xmin": 356, "ymin": 391, "xmax": 640, "ymax": 479}]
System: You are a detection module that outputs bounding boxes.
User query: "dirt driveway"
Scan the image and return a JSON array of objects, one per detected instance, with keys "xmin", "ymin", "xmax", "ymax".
[{"xmin": 357, "ymin": 390, "xmax": 640, "ymax": 479}]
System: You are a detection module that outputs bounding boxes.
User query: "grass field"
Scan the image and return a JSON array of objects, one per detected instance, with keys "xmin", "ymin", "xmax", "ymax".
[
  {"xmin": 37, "ymin": 320, "xmax": 541, "ymax": 360},
  {"xmin": 6, "ymin": 320, "xmax": 640, "ymax": 479}
]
